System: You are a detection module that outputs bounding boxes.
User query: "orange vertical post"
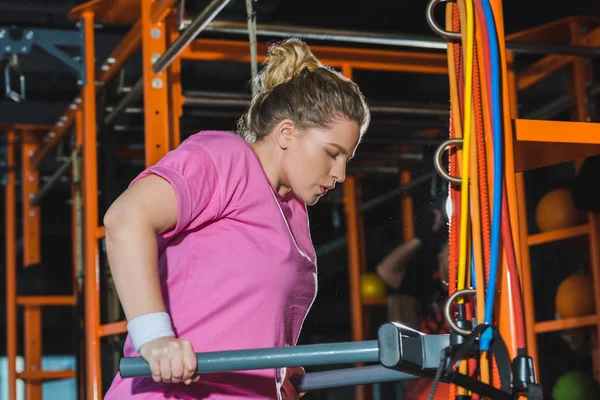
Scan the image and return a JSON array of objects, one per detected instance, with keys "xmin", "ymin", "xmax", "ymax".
[
  {"xmin": 343, "ymin": 175, "xmax": 363, "ymax": 341},
  {"xmin": 167, "ymin": 19, "xmax": 183, "ymax": 148},
  {"xmin": 23, "ymin": 306, "xmax": 42, "ymax": 400},
  {"xmin": 141, "ymin": 0, "xmax": 171, "ymax": 166},
  {"xmin": 488, "ymin": 0, "xmax": 520, "ymax": 360},
  {"xmin": 21, "ymin": 131, "xmax": 42, "ymax": 400},
  {"xmin": 81, "ymin": 10, "xmax": 102, "ymax": 400},
  {"xmin": 343, "ymin": 175, "xmax": 366, "ymax": 400},
  {"xmin": 73, "ymin": 110, "xmax": 85, "ymax": 400},
  {"xmin": 341, "ymin": 64, "xmax": 367, "ymax": 400},
  {"xmin": 5, "ymin": 130, "xmax": 17, "ymax": 400},
  {"xmin": 22, "ymin": 133, "xmax": 41, "ymax": 267},
  {"xmin": 509, "ymin": 44, "xmax": 539, "ymax": 368},
  {"xmin": 400, "ymin": 170, "xmax": 415, "ymax": 241}
]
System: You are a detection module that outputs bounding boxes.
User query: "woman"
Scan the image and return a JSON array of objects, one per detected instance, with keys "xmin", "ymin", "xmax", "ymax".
[{"xmin": 103, "ymin": 38, "xmax": 370, "ymax": 399}]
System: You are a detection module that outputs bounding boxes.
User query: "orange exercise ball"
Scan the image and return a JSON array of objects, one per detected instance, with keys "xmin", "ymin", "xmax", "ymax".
[
  {"xmin": 555, "ymin": 273, "xmax": 596, "ymax": 319},
  {"xmin": 535, "ymin": 188, "xmax": 586, "ymax": 233},
  {"xmin": 360, "ymin": 273, "xmax": 386, "ymax": 298}
]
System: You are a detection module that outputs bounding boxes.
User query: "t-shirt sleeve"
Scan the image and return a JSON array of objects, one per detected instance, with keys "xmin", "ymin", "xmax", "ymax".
[{"xmin": 129, "ymin": 139, "xmax": 222, "ymax": 238}]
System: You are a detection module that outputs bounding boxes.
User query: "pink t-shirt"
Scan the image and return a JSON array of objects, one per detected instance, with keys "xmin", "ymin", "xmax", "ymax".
[{"xmin": 104, "ymin": 131, "xmax": 318, "ymax": 399}]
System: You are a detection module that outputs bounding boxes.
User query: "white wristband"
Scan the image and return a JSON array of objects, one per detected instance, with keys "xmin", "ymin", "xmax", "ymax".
[{"xmin": 127, "ymin": 312, "xmax": 175, "ymax": 351}]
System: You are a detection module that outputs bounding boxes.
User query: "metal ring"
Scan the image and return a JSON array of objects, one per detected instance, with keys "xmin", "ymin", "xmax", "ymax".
[
  {"xmin": 434, "ymin": 138, "xmax": 463, "ymax": 184},
  {"xmin": 444, "ymin": 288, "xmax": 477, "ymax": 336},
  {"xmin": 426, "ymin": 0, "xmax": 462, "ymax": 42}
]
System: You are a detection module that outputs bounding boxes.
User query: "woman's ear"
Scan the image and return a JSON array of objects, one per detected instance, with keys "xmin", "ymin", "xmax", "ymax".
[{"xmin": 273, "ymin": 119, "xmax": 297, "ymax": 150}]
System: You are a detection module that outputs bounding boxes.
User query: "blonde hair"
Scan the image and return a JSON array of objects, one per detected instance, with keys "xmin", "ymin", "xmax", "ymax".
[{"xmin": 237, "ymin": 38, "xmax": 370, "ymax": 143}]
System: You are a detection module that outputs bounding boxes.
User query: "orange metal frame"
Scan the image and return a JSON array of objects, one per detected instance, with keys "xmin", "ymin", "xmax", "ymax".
[
  {"xmin": 507, "ymin": 15, "xmax": 600, "ymax": 385},
  {"xmin": 3, "ymin": 0, "xmax": 600, "ymax": 398}
]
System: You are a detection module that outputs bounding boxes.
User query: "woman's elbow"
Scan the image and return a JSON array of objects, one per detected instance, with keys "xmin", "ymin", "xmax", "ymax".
[{"xmin": 103, "ymin": 202, "xmax": 124, "ymax": 236}]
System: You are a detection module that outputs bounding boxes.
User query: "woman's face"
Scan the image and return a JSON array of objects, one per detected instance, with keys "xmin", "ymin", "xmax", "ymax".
[{"xmin": 281, "ymin": 118, "xmax": 361, "ymax": 205}]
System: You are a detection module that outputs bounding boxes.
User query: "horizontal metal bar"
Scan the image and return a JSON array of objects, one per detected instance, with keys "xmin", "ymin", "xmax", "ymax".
[
  {"xmin": 193, "ymin": 20, "xmax": 600, "ymax": 58},
  {"xmin": 33, "ymin": 28, "xmax": 83, "ymax": 46},
  {"xmin": 360, "ymin": 172, "xmax": 433, "ymax": 213},
  {"xmin": 120, "ymin": 340, "xmax": 380, "ymax": 378},
  {"xmin": 200, "ymin": 21, "xmax": 449, "ymax": 50},
  {"xmin": 291, "ymin": 365, "xmax": 417, "ymax": 392},
  {"xmin": 355, "ymin": 152, "xmax": 424, "ymax": 162},
  {"xmin": 152, "ymin": 0, "xmax": 233, "ymax": 74},
  {"xmin": 30, "ymin": 148, "xmax": 80, "ymax": 207},
  {"xmin": 347, "ymin": 166, "xmax": 400, "ymax": 174},
  {"xmin": 182, "ymin": 91, "xmax": 449, "ymax": 116}
]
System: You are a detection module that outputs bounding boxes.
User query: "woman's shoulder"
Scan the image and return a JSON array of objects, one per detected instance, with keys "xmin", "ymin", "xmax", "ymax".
[{"xmin": 181, "ymin": 130, "xmax": 249, "ymax": 152}]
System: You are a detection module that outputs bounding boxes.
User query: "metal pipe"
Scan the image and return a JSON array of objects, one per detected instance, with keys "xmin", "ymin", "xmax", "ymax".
[
  {"xmin": 347, "ymin": 166, "xmax": 400, "ymax": 174},
  {"xmin": 355, "ymin": 152, "xmax": 424, "ymax": 162},
  {"xmin": 182, "ymin": 91, "xmax": 449, "ymax": 116},
  {"xmin": 193, "ymin": 20, "xmax": 600, "ymax": 58},
  {"xmin": 291, "ymin": 365, "xmax": 417, "ymax": 391},
  {"xmin": 360, "ymin": 172, "xmax": 433, "ymax": 213},
  {"xmin": 30, "ymin": 148, "xmax": 80, "ymax": 207},
  {"xmin": 120, "ymin": 340, "xmax": 380, "ymax": 378},
  {"xmin": 201, "ymin": 20, "xmax": 448, "ymax": 50},
  {"xmin": 152, "ymin": 0, "xmax": 233, "ymax": 74}
]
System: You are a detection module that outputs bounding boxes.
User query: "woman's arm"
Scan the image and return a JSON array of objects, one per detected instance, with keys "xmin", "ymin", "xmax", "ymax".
[
  {"xmin": 103, "ymin": 174, "xmax": 177, "ymax": 321},
  {"xmin": 104, "ymin": 174, "xmax": 198, "ymax": 384}
]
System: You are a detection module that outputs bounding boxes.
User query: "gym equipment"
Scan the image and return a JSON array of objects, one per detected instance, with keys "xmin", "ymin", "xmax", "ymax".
[
  {"xmin": 552, "ymin": 370, "xmax": 600, "ymax": 400},
  {"xmin": 535, "ymin": 188, "xmax": 586, "ymax": 233},
  {"xmin": 360, "ymin": 273, "xmax": 386, "ymax": 299},
  {"xmin": 119, "ymin": 321, "xmax": 541, "ymax": 399},
  {"xmin": 555, "ymin": 273, "xmax": 595, "ymax": 318}
]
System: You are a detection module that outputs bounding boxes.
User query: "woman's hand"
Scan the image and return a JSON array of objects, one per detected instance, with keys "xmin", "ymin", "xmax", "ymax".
[
  {"xmin": 280, "ymin": 366, "xmax": 307, "ymax": 399},
  {"xmin": 139, "ymin": 337, "xmax": 200, "ymax": 385}
]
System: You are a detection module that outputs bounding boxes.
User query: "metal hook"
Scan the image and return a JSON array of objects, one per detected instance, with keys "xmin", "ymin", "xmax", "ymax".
[
  {"xmin": 444, "ymin": 288, "xmax": 477, "ymax": 336},
  {"xmin": 434, "ymin": 138, "xmax": 463, "ymax": 184},
  {"xmin": 4, "ymin": 54, "xmax": 25, "ymax": 103},
  {"xmin": 426, "ymin": 0, "xmax": 462, "ymax": 42}
]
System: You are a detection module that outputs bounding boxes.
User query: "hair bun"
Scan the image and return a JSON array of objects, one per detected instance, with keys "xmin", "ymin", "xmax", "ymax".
[{"xmin": 260, "ymin": 38, "xmax": 321, "ymax": 93}]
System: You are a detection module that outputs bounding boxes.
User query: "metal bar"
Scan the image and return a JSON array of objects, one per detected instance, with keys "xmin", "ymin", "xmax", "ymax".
[
  {"xmin": 141, "ymin": 0, "xmax": 171, "ymax": 167},
  {"xmin": 347, "ymin": 166, "xmax": 399, "ymax": 174},
  {"xmin": 5, "ymin": 131, "xmax": 17, "ymax": 400},
  {"xmin": 192, "ymin": 20, "xmax": 600, "ymax": 57},
  {"xmin": 152, "ymin": 0, "xmax": 232, "ymax": 74},
  {"xmin": 21, "ymin": 133, "xmax": 41, "ymax": 266},
  {"xmin": 342, "ymin": 175, "xmax": 365, "ymax": 347},
  {"xmin": 292, "ymin": 365, "xmax": 417, "ymax": 391},
  {"xmin": 316, "ymin": 235, "xmax": 348, "ymax": 257},
  {"xmin": 81, "ymin": 10, "xmax": 102, "ymax": 399},
  {"xmin": 29, "ymin": 149, "xmax": 79, "ymax": 207},
  {"xmin": 182, "ymin": 91, "xmax": 449, "ymax": 116},
  {"xmin": 120, "ymin": 340, "xmax": 379, "ymax": 378},
  {"xmin": 355, "ymin": 152, "xmax": 423, "ymax": 162},
  {"xmin": 112, "ymin": 88, "xmax": 449, "ymax": 117},
  {"xmin": 360, "ymin": 172, "xmax": 433, "ymax": 213},
  {"xmin": 104, "ymin": 79, "xmax": 143, "ymax": 126}
]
